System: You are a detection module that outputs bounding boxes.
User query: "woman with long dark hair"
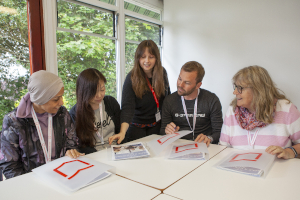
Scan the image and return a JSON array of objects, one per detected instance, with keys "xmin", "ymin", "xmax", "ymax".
[
  {"xmin": 109, "ymin": 40, "xmax": 170, "ymax": 144},
  {"xmin": 70, "ymin": 68, "xmax": 120, "ymax": 154}
]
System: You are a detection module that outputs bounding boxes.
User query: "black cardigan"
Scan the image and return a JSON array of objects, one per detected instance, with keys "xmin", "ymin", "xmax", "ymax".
[{"xmin": 69, "ymin": 95, "xmax": 121, "ymax": 134}]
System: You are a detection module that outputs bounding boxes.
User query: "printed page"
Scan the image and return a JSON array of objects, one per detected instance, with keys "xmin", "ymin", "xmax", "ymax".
[
  {"xmin": 111, "ymin": 142, "xmax": 150, "ymax": 160},
  {"xmin": 147, "ymin": 130, "xmax": 192, "ymax": 156}
]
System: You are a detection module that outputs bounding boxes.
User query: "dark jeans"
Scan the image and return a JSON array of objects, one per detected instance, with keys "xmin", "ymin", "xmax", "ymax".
[{"xmin": 125, "ymin": 121, "xmax": 162, "ymax": 142}]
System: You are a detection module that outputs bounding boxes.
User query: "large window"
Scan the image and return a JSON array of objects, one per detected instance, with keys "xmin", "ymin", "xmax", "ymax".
[
  {"xmin": 0, "ymin": 0, "xmax": 30, "ymax": 128},
  {"xmin": 125, "ymin": 16, "xmax": 161, "ymax": 74},
  {"xmin": 57, "ymin": 0, "xmax": 116, "ymax": 109}
]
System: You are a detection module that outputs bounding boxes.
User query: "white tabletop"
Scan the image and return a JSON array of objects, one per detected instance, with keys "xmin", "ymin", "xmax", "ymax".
[
  {"xmin": 86, "ymin": 134, "xmax": 226, "ymax": 190},
  {"xmin": 153, "ymin": 194, "xmax": 182, "ymax": 200},
  {"xmin": 164, "ymin": 147, "xmax": 300, "ymax": 200},
  {"xmin": 0, "ymin": 171, "xmax": 160, "ymax": 200}
]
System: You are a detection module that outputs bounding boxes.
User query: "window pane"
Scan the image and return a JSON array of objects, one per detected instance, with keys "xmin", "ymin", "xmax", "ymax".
[
  {"xmin": 124, "ymin": 1, "xmax": 160, "ymax": 20},
  {"xmin": 57, "ymin": 31, "xmax": 116, "ymax": 109},
  {"xmin": 125, "ymin": 42, "xmax": 138, "ymax": 74},
  {"xmin": 98, "ymin": 0, "xmax": 116, "ymax": 5},
  {"xmin": 0, "ymin": 0, "xmax": 30, "ymax": 128},
  {"xmin": 57, "ymin": 0, "xmax": 114, "ymax": 37},
  {"xmin": 125, "ymin": 17, "xmax": 160, "ymax": 45}
]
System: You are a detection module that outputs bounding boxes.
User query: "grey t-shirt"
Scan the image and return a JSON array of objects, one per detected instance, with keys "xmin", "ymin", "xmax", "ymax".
[{"xmin": 94, "ymin": 100, "xmax": 116, "ymax": 151}]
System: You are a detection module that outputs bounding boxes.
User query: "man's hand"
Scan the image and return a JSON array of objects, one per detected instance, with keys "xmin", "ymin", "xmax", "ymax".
[
  {"xmin": 194, "ymin": 133, "xmax": 211, "ymax": 147},
  {"xmin": 165, "ymin": 122, "xmax": 180, "ymax": 134}
]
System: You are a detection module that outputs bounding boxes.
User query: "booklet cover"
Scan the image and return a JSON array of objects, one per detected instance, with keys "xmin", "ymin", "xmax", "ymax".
[
  {"xmin": 111, "ymin": 142, "xmax": 150, "ymax": 160},
  {"xmin": 167, "ymin": 142, "xmax": 208, "ymax": 160},
  {"xmin": 215, "ymin": 149, "xmax": 275, "ymax": 177},
  {"xmin": 32, "ymin": 156, "xmax": 115, "ymax": 192}
]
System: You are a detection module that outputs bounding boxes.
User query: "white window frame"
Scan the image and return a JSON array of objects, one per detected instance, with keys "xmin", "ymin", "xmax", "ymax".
[{"xmin": 42, "ymin": 0, "xmax": 163, "ymax": 103}]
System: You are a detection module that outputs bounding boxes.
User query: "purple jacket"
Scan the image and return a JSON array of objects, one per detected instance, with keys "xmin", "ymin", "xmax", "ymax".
[{"xmin": 0, "ymin": 106, "xmax": 78, "ymax": 179}]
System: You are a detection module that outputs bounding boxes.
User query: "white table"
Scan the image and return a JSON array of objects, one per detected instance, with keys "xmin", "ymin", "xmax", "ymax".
[
  {"xmin": 164, "ymin": 147, "xmax": 300, "ymax": 200},
  {"xmin": 0, "ymin": 172, "xmax": 160, "ymax": 200},
  {"xmin": 86, "ymin": 134, "xmax": 226, "ymax": 190},
  {"xmin": 153, "ymin": 194, "xmax": 182, "ymax": 200}
]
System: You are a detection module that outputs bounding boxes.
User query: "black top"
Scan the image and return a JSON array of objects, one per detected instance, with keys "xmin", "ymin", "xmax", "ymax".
[
  {"xmin": 69, "ymin": 95, "xmax": 121, "ymax": 134},
  {"xmin": 160, "ymin": 89, "xmax": 223, "ymax": 143},
  {"xmin": 121, "ymin": 68, "xmax": 171, "ymax": 124}
]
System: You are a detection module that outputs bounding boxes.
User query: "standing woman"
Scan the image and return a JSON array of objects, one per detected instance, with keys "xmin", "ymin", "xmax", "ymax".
[
  {"xmin": 0, "ymin": 70, "xmax": 82, "ymax": 179},
  {"xmin": 69, "ymin": 68, "xmax": 121, "ymax": 154},
  {"xmin": 109, "ymin": 40, "xmax": 170, "ymax": 144}
]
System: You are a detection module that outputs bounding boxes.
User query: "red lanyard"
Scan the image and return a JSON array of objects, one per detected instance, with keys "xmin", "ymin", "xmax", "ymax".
[{"xmin": 145, "ymin": 76, "xmax": 159, "ymax": 112}]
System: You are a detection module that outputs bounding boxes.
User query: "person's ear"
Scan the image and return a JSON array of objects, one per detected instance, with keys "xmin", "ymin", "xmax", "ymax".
[{"xmin": 196, "ymin": 81, "xmax": 202, "ymax": 89}]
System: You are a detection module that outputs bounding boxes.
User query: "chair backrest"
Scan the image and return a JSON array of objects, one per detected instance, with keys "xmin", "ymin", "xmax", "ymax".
[{"xmin": 0, "ymin": 130, "xmax": 2, "ymax": 181}]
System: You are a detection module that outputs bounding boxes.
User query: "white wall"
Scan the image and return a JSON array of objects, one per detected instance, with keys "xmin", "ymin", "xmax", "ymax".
[{"xmin": 163, "ymin": 0, "xmax": 300, "ymax": 116}]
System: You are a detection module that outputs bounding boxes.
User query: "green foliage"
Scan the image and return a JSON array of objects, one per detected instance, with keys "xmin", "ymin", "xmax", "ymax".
[{"xmin": 0, "ymin": 0, "xmax": 161, "ymax": 128}]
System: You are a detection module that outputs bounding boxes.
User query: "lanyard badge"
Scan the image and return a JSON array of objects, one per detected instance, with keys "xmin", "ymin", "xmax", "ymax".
[
  {"xmin": 31, "ymin": 106, "xmax": 53, "ymax": 163},
  {"xmin": 95, "ymin": 102, "xmax": 104, "ymax": 144},
  {"xmin": 181, "ymin": 89, "xmax": 200, "ymax": 140},
  {"xmin": 145, "ymin": 76, "xmax": 161, "ymax": 122},
  {"xmin": 247, "ymin": 130, "xmax": 259, "ymax": 148}
]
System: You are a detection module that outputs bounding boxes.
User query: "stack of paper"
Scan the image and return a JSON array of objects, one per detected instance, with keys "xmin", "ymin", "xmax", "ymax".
[
  {"xmin": 32, "ymin": 156, "xmax": 115, "ymax": 192},
  {"xmin": 215, "ymin": 149, "xmax": 275, "ymax": 177},
  {"xmin": 111, "ymin": 142, "xmax": 150, "ymax": 160},
  {"xmin": 167, "ymin": 142, "xmax": 209, "ymax": 160}
]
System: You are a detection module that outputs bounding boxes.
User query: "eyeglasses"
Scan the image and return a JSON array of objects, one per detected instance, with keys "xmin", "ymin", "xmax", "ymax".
[{"xmin": 233, "ymin": 83, "xmax": 251, "ymax": 94}]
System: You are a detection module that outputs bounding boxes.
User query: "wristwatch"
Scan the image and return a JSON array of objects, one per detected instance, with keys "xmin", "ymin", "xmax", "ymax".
[{"xmin": 207, "ymin": 136, "xmax": 213, "ymax": 143}]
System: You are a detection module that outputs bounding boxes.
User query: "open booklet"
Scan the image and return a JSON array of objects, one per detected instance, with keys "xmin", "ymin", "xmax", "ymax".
[
  {"xmin": 111, "ymin": 142, "xmax": 150, "ymax": 161},
  {"xmin": 214, "ymin": 149, "xmax": 275, "ymax": 177},
  {"xmin": 32, "ymin": 156, "xmax": 115, "ymax": 192},
  {"xmin": 166, "ymin": 142, "xmax": 209, "ymax": 160}
]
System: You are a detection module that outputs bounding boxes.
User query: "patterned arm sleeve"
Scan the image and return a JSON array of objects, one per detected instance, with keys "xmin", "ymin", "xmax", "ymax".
[
  {"xmin": 64, "ymin": 109, "xmax": 79, "ymax": 150},
  {"xmin": 0, "ymin": 115, "xmax": 26, "ymax": 179},
  {"xmin": 287, "ymin": 104, "xmax": 300, "ymax": 144}
]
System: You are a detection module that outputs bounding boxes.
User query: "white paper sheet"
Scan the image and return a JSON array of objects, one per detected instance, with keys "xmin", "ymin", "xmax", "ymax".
[
  {"xmin": 111, "ymin": 142, "xmax": 150, "ymax": 160},
  {"xmin": 147, "ymin": 130, "xmax": 192, "ymax": 156},
  {"xmin": 167, "ymin": 142, "xmax": 209, "ymax": 160},
  {"xmin": 215, "ymin": 149, "xmax": 275, "ymax": 177},
  {"xmin": 32, "ymin": 156, "xmax": 115, "ymax": 192}
]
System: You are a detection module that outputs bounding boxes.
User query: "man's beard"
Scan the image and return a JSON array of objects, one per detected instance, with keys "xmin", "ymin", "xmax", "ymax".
[{"xmin": 177, "ymin": 85, "xmax": 197, "ymax": 96}]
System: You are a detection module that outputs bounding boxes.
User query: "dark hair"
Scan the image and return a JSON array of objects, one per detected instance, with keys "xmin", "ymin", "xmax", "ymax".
[
  {"xmin": 131, "ymin": 40, "xmax": 165, "ymax": 99},
  {"xmin": 181, "ymin": 61, "xmax": 205, "ymax": 83},
  {"xmin": 75, "ymin": 68, "xmax": 106, "ymax": 148}
]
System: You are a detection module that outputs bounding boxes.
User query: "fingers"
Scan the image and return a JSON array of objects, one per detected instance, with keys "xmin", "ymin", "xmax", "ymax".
[
  {"xmin": 165, "ymin": 122, "xmax": 179, "ymax": 135},
  {"xmin": 117, "ymin": 135, "xmax": 125, "ymax": 144},
  {"xmin": 66, "ymin": 149, "xmax": 84, "ymax": 159},
  {"xmin": 265, "ymin": 145, "xmax": 283, "ymax": 155},
  {"xmin": 109, "ymin": 135, "xmax": 117, "ymax": 145},
  {"xmin": 194, "ymin": 134, "xmax": 210, "ymax": 147}
]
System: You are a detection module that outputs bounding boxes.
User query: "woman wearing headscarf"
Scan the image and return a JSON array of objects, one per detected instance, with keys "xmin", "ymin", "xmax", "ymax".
[
  {"xmin": 0, "ymin": 70, "xmax": 82, "ymax": 179},
  {"xmin": 220, "ymin": 66, "xmax": 300, "ymax": 159}
]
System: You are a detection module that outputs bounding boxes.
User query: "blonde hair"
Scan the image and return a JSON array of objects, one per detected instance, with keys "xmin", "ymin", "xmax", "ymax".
[{"xmin": 231, "ymin": 65, "xmax": 289, "ymax": 123}]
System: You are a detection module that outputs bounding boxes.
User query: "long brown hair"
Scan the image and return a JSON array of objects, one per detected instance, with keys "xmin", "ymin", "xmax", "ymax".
[
  {"xmin": 75, "ymin": 68, "xmax": 106, "ymax": 147},
  {"xmin": 131, "ymin": 40, "xmax": 165, "ymax": 99},
  {"xmin": 231, "ymin": 65, "xmax": 289, "ymax": 123}
]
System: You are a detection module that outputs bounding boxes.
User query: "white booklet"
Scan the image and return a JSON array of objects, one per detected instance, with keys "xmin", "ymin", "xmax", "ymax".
[
  {"xmin": 215, "ymin": 149, "xmax": 275, "ymax": 177},
  {"xmin": 32, "ymin": 156, "xmax": 115, "ymax": 192},
  {"xmin": 167, "ymin": 142, "xmax": 209, "ymax": 160},
  {"xmin": 147, "ymin": 130, "xmax": 192, "ymax": 156},
  {"xmin": 111, "ymin": 142, "xmax": 150, "ymax": 160}
]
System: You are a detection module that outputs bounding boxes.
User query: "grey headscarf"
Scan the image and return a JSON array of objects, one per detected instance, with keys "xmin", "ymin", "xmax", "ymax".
[{"xmin": 28, "ymin": 70, "xmax": 64, "ymax": 105}]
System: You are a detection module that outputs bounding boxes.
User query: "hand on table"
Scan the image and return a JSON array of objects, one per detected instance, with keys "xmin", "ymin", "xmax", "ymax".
[
  {"xmin": 65, "ymin": 149, "xmax": 85, "ymax": 159},
  {"xmin": 265, "ymin": 145, "xmax": 294, "ymax": 159},
  {"xmin": 165, "ymin": 122, "xmax": 180, "ymax": 135},
  {"xmin": 194, "ymin": 133, "xmax": 211, "ymax": 147},
  {"xmin": 109, "ymin": 133, "xmax": 125, "ymax": 145}
]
